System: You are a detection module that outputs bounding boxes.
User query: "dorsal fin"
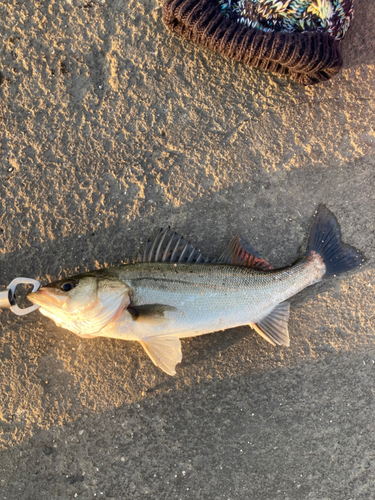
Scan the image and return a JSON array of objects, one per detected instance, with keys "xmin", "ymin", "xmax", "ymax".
[
  {"xmin": 137, "ymin": 228, "xmax": 211, "ymax": 264},
  {"xmin": 217, "ymin": 235, "xmax": 273, "ymax": 270}
]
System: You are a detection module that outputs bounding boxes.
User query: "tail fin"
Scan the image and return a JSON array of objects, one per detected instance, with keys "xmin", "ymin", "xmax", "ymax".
[{"xmin": 305, "ymin": 205, "xmax": 365, "ymax": 277}]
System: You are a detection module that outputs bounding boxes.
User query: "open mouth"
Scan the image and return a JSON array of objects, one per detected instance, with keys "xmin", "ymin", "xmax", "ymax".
[{"xmin": 27, "ymin": 288, "xmax": 69, "ymax": 308}]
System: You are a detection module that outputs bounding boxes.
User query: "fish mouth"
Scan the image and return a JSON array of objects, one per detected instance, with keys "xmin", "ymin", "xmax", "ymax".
[{"xmin": 27, "ymin": 288, "xmax": 69, "ymax": 308}]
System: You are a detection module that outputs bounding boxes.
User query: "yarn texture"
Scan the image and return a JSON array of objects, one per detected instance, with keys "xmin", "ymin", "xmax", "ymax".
[{"xmin": 162, "ymin": 0, "xmax": 354, "ymax": 85}]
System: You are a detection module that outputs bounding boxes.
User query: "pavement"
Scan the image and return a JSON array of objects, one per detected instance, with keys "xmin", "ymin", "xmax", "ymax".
[{"xmin": 0, "ymin": 0, "xmax": 374, "ymax": 498}]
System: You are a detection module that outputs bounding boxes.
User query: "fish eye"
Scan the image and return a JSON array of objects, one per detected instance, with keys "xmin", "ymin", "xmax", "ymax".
[{"xmin": 60, "ymin": 280, "xmax": 78, "ymax": 292}]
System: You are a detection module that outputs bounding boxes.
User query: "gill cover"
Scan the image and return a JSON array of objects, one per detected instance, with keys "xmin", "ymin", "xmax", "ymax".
[{"xmin": 30, "ymin": 276, "xmax": 130, "ymax": 337}]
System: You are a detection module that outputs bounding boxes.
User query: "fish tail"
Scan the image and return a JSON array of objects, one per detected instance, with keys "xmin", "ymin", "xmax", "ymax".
[{"xmin": 304, "ymin": 205, "xmax": 365, "ymax": 278}]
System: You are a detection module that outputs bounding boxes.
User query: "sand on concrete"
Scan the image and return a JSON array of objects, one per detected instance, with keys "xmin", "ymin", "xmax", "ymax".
[{"xmin": 0, "ymin": 0, "xmax": 374, "ymax": 498}]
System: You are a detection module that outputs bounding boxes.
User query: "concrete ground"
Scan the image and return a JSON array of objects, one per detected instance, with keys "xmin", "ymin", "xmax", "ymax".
[{"xmin": 0, "ymin": 0, "xmax": 374, "ymax": 498}]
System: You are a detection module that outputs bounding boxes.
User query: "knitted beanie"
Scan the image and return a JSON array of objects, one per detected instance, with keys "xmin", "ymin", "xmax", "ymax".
[{"xmin": 162, "ymin": 0, "xmax": 354, "ymax": 85}]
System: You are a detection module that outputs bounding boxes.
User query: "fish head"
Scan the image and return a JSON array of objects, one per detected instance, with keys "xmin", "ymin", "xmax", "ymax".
[{"xmin": 28, "ymin": 272, "xmax": 131, "ymax": 336}]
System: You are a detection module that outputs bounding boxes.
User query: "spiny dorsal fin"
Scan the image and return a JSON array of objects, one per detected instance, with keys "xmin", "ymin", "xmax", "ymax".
[
  {"xmin": 140, "ymin": 336, "xmax": 182, "ymax": 376},
  {"xmin": 250, "ymin": 302, "xmax": 290, "ymax": 347},
  {"xmin": 217, "ymin": 235, "xmax": 274, "ymax": 270},
  {"xmin": 127, "ymin": 303, "xmax": 176, "ymax": 324},
  {"xmin": 137, "ymin": 228, "xmax": 211, "ymax": 264}
]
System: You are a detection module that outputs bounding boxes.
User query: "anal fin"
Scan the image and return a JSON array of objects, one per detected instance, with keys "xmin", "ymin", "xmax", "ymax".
[
  {"xmin": 250, "ymin": 302, "xmax": 290, "ymax": 347},
  {"xmin": 140, "ymin": 336, "xmax": 182, "ymax": 376}
]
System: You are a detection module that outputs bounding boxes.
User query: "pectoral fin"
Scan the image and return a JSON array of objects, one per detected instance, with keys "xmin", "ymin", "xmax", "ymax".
[
  {"xmin": 250, "ymin": 302, "xmax": 290, "ymax": 347},
  {"xmin": 140, "ymin": 336, "xmax": 182, "ymax": 376},
  {"xmin": 127, "ymin": 304, "xmax": 177, "ymax": 324}
]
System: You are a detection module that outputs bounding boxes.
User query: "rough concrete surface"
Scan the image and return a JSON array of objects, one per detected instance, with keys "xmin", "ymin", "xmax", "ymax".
[{"xmin": 0, "ymin": 0, "xmax": 374, "ymax": 498}]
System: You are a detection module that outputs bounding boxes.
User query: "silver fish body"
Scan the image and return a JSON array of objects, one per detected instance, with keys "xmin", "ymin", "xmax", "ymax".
[
  {"xmin": 100, "ymin": 257, "xmax": 324, "ymax": 342},
  {"xmin": 28, "ymin": 205, "xmax": 364, "ymax": 375}
]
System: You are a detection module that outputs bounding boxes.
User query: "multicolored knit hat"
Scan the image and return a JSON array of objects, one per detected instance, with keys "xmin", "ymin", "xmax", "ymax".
[{"xmin": 162, "ymin": 0, "xmax": 354, "ymax": 85}]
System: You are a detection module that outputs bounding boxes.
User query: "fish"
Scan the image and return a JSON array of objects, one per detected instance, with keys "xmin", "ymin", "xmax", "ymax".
[{"xmin": 28, "ymin": 205, "xmax": 364, "ymax": 375}]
